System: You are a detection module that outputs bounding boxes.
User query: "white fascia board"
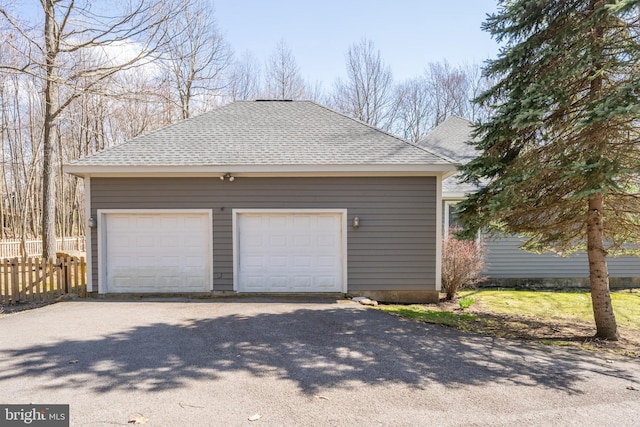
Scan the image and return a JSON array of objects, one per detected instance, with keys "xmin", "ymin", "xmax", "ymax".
[
  {"xmin": 84, "ymin": 177, "xmax": 92, "ymax": 293},
  {"xmin": 435, "ymin": 175, "xmax": 443, "ymax": 292},
  {"xmin": 442, "ymin": 193, "xmax": 471, "ymax": 200},
  {"xmin": 64, "ymin": 163, "xmax": 457, "ymax": 178},
  {"xmin": 441, "ymin": 170, "xmax": 459, "ymax": 179}
]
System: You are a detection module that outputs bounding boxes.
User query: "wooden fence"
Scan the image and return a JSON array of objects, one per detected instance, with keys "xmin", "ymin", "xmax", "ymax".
[
  {"xmin": 0, "ymin": 256, "xmax": 86, "ymax": 305},
  {"xmin": 0, "ymin": 237, "xmax": 86, "ymax": 259}
]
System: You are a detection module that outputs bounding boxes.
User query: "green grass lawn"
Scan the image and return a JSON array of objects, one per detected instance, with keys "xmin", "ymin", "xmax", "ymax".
[
  {"xmin": 379, "ymin": 289, "xmax": 640, "ymax": 357},
  {"xmin": 460, "ymin": 289, "xmax": 640, "ymax": 330}
]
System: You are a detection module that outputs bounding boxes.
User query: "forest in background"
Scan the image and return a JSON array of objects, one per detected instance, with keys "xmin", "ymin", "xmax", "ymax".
[{"xmin": 0, "ymin": 0, "xmax": 492, "ymax": 247}]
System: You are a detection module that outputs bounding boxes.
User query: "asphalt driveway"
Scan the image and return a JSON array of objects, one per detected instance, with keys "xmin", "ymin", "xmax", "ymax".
[{"xmin": 0, "ymin": 298, "xmax": 639, "ymax": 426}]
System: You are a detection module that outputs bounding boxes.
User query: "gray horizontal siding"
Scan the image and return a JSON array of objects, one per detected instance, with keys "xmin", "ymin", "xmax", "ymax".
[
  {"xmin": 484, "ymin": 235, "xmax": 640, "ymax": 278},
  {"xmin": 90, "ymin": 176, "xmax": 437, "ymax": 293}
]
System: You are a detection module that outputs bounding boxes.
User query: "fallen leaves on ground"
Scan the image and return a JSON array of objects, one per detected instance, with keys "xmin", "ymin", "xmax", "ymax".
[{"xmin": 128, "ymin": 415, "xmax": 148, "ymax": 425}]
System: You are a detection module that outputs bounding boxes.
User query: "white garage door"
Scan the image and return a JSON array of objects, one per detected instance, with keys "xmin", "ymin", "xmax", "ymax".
[
  {"xmin": 236, "ymin": 212, "xmax": 344, "ymax": 293},
  {"xmin": 104, "ymin": 212, "xmax": 211, "ymax": 293}
]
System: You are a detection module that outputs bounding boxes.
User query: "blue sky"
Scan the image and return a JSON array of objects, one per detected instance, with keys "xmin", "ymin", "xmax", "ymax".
[{"xmin": 213, "ymin": 0, "xmax": 501, "ymax": 86}]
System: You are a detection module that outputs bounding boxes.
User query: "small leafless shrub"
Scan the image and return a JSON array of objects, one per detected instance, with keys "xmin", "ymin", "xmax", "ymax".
[{"xmin": 442, "ymin": 228, "xmax": 486, "ymax": 301}]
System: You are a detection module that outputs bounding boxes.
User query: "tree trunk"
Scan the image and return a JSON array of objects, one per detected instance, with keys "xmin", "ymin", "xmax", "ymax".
[
  {"xmin": 41, "ymin": 0, "xmax": 58, "ymax": 261},
  {"xmin": 584, "ymin": 0, "xmax": 618, "ymax": 341},
  {"xmin": 586, "ymin": 194, "xmax": 618, "ymax": 340}
]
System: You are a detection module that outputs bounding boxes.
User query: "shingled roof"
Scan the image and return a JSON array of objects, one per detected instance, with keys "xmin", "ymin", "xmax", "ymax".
[
  {"xmin": 417, "ymin": 116, "xmax": 479, "ymax": 164},
  {"xmin": 66, "ymin": 100, "xmax": 455, "ymax": 176},
  {"xmin": 417, "ymin": 116, "xmax": 481, "ymax": 196}
]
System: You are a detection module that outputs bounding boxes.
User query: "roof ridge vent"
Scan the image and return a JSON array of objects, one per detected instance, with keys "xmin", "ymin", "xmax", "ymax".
[{"xmin": 255, "ymin": 99, "xmax": 293, "ymax": 102}]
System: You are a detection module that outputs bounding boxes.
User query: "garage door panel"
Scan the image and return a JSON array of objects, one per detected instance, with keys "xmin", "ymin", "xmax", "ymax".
[
  {"xmin": 318, "ymin": 234, "xmax": 337, "ymax": 247},
  {"xmin": 185, "ymin": 255, "xmax": 205, "ymax": 267},
  {"xmin": 294, "ymin": 256, "xmax": 312, "ymax": 267},
  {"xmin": 317, "ymin": 276, "xmax": 338, "ymax": 290},
  {"xmin": 110, "ymin": 216, "xmax": 131, "ymax": 228},
  {"xmin": 136, "ymin": 236, "xmax": 155, "ymax": 248},
  {"xmin": 159, "ymin": 236, "xmax": 176, "ymax": 248},
  {"xmin": 293, "ymin": 215, "xmax": 311, "ymax": 227},
  {"xmin": 136, "ymin": 216, "xmax": 154, "ymax": 229},
  {"xmin": 269, "ymin": 215, "xmax": 288, "ymax": 227},
  {"xmin": 184, "ymin": 277, "xmax": 201, "ymax": 287},
  {"xmin": 293, "ymin": 235, "xmax": 312, "ymax": 247},
  {"xmin": 159, "ymin": 216, "xmax": 177, "ymax": 227},
  {"xmin": 160, "ymin": 255, "xmax": 180, "ymax": 269},
  {"xmin": 184, "ymin": 235, "xmax": 205, "ymax": 249},
  {"xmin": 244, "ymin": 255, "xmax": 264, "ymax": 268},
  {"xmin": 243, "ymin": 276, "xmax": 263, "ymax": 290},
  {"xmin": 316, "ymin": 215, "xmax": 336, "ymax": 227},
  {"xmin": 159, "ymin": 275, "xmax": 179, "ymax": 286},
  {"xmin": 237, "ymin": 212, "xmax": 343, "ymax": 293},
  {"xmin": 270, "ymin": 235, "xmax": 287, "ymax": 247},
  {"xmin": 110, "ymin": 254, "xmax": 131, "ymax": 266},
  {"xmin": 293, "ymin": 276, "xmax": 312, "ymax": 288},
  {"xmin": 268, "ymin": 256, "xmax": 286, "ymax": 267},
  {"xmin": 135, "ymin": 255, "xmax": 155, "ymax": 267},
  {"xmin": 318, "ymin": 255, "xmax": 337, "ymax": 267},
  {"xmin": 268, "ymin": 276, "xmax": 289, "ymax": 290},
  {"xmin": 244, "ymin": 234, "xmax": 264, "ymax": 247},
  {"xmin": 105, "ymin": 212, "xmax": 210, "ymax": 293}
]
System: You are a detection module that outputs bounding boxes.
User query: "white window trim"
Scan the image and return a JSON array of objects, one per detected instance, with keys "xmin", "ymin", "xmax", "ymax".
[
  {"xmin": 96, "ymin": 209, "xmax": 214, "ymax": 294},
  {"xmin": 232, "ymin": 209, "xmax": 348, "ymax": 293},
  {"xmin": 444, "ymin": 200, "xmax": 462, "ymax": 237},
  {"xmin": 444, "ymin": 200, "xmax": 483, "ymax": 241}
]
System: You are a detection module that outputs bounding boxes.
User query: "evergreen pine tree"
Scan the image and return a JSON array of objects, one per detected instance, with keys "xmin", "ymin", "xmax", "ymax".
[{"xmin": 459, "ymin": 0, "xmax": 640, "ymax": 340}]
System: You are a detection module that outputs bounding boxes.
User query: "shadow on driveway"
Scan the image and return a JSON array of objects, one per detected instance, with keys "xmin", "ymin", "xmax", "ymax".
[{"xmin": 0, "ymin": 300, "xmax": 635, "ymax": 396}]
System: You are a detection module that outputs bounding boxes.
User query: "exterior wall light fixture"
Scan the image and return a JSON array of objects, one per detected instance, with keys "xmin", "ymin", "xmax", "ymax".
[
  {"xmin": 220, "ymin": 173, "xmax": 235, "ymax": 182},
  {"xmin": 352, "ymin": 216, "xmax": 360, "ymax": 228}
]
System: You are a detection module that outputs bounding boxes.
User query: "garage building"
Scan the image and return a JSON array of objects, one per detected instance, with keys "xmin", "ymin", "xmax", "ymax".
[{"xmin": 65, "ymin": 100, "xmax": 456, "ymax": 302}]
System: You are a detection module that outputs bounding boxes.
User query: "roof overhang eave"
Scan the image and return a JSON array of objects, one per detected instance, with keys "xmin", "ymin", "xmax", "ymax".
[{"xmin": 64, "ymin": 163, "xmax": 458, "ymax": 178}]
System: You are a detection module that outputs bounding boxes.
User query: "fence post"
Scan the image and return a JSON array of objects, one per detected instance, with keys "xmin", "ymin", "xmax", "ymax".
[
  {"xmin": 72, "ymin": 257, "xmax": 78, "ymax": 294},
  {"xmin": 11, "ymin": 257, "xmax": 19, "ymax": 304},
  {"xmin": 59, "ymin": 257, "xmax": 67, "ymax": 294},
  {"xmin": 1, "ymin": 258, "xmax": 8, "ymax": 305},
  {"xmin": 36, "ymin": 258, "xmax": 42, "ymax": 301},
  {"xmin": 80, "ymin": 256, "xmax": 86, "ymax": 297},
  {"xmin": 62, "ymin": 257, "xmax": 72, "ymax": 294},
  {"xmin": 21, "ymin": 257, "xmax": 27, "ymax": 301}
]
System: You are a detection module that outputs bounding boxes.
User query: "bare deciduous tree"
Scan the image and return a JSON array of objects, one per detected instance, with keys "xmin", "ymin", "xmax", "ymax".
[
  {"xmin": 392, "ymin": 61, "xmax": 492, "ymax": 142},
  {"xmin": 424, "ymin": 61, "xmax": 470, "ymax": 126},
  {"xmin": 302, "ymin": 79, "xmax": 326, "ymax": 103},
  {"xmin": 159, "ymin": 0, "xmax": 232, "ymax": 119},
  {"xmin": 226, "ymin": 51, "xmax": 262, "ymax": 101},
  {"xmin": 264, "ymin": 40, "xmax": 306, "ymax": 100},
  {"xmin": 1, "ymin": 0, "xmax": 182, "ymax": 259},
  {"xmin": 332, "ymin": 39, "xmax": 395, "ymax": 130},
  {"xmin": 462, "ymin": 61, "xmax": 495, "ymax": 123},
  {"xmin": 393, "ymin": 77, "xmax": 432, "ymax": 142}
]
